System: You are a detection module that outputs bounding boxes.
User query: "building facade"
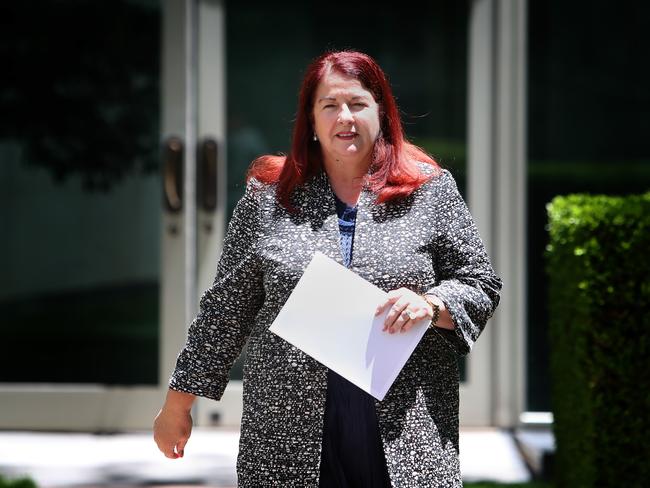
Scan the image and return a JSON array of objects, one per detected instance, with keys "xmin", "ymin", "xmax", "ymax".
[{"xmin": 1, "ymin": 0, "xmax": 647, "ymax": 431}]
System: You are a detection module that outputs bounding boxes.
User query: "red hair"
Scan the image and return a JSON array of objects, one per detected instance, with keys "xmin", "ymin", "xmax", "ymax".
[{"xmin": 248, "ymin": 50, "xmax": 439, "ymax": 210}]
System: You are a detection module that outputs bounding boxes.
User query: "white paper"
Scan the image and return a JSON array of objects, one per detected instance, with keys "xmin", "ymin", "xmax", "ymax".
[{"xmin": 269, "ymin": 251, "xmax": 429, "ymax": 400}]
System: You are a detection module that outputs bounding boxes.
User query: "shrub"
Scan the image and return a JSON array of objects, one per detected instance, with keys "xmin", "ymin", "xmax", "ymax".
[
  {"xmin": 0, "ymin": 476, "xmax": 38, "ymax": 488},
  {"xmin": 546, "ymin": 193, "xmax": 650, "ymax": 487}
]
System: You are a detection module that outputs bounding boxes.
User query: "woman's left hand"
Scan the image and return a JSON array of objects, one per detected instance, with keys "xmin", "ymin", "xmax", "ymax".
[{"xmin": 375, "ymin": 287, "xmax": 433, "ymax": 334}]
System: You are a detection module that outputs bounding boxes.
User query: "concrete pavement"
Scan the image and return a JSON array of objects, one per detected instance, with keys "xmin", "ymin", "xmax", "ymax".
[{"xmin": 0, "ymin": 428, "xmax": 536, "ymax": 487}]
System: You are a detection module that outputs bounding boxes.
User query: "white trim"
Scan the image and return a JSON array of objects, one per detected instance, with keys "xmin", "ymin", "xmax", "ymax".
[
  {"xmin": 194, "ymin": 0, "xmax": 231, "ymax": 427},
  {"xmin": 196, "ymin": 0, "xmax": 227, "ymax": 296},
  {"xmin": 491, "ymin": 0, "xmax": 527, "ymax": 427},
  {"xmin": 465, "ymin": 0, "xmax": 527, "ymax": 427},
  {"xmin": 0, "ymin": 388, "xmax": 162, "ymax": 431},
  {"xmin": 160, "ymin": 0, "xmax": 189, "ymax": 391},
  {"xmin": 461, "ymin": 0, "xmax": 496, "ymax": 428},
  {"xmin": 184, "ymin": 0, "xmax": 199, "ymax": 329},
  {"xmin": 520, "ymin": 411, "xmax": 553, "ymax": 426}
]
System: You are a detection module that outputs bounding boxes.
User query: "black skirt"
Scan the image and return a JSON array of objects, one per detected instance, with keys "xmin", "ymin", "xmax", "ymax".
[{"xmin": 319, "ymin": 369, "xmax": 392, "ymax": 488}]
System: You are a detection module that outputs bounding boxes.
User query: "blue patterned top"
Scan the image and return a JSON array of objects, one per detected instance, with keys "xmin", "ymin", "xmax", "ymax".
[{"xmin": 333, "ymin": 194, "xmax": 357, "ymax": 267}]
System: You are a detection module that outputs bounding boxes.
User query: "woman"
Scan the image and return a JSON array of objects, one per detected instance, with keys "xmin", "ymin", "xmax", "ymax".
[{"xmin": 154, "ymin": 50, "xmax": 502, "ymax": 487}]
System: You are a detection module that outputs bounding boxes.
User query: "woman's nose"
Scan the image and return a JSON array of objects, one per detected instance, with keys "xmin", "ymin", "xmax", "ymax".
[{"xmin": 338, "ymin": 104, "xmax": 354, "ymax": 123}]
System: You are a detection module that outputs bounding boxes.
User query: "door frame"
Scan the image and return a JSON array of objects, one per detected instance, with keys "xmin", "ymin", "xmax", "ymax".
[
  {"xmin": 459, "ymin": 0, "xmax": 527, "ymax": 427},
  {"xmin": 0, "ymin": 0, "xmax": 227, "ymax": 431}
]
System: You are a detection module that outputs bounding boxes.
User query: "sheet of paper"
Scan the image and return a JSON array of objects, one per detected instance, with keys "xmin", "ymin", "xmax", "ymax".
[{"xmin": 269, "ymin": 251, "xmax": 429, "ymax": 401}]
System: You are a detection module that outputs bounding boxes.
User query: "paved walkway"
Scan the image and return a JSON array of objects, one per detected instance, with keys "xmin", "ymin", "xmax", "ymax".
[{"xmin": 0, "ymin": 428, "xmax": 532, "ymax": 487}]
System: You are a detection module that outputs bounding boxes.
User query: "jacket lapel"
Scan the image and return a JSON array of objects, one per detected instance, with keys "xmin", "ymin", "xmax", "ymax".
[{"xmin": 301, "ymin": 170, "xmax": 345, "ymax": 267}]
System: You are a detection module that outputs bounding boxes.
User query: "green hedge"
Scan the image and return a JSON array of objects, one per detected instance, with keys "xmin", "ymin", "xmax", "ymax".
[
  {"xmin": 0, "ymin": 476, "xmax": 37, "ymax": 488},
  {"xmin": 545, "ymin": 193, "xmax": 650, "ymax": 487}
]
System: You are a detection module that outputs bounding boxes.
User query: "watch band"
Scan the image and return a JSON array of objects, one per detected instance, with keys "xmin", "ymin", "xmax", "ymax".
[{"xmin": 422, "ymin": 294, "xmax": 441, "ymax": 329}]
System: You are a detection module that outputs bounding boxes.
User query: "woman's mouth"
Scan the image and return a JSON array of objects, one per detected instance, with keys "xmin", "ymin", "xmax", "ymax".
[{"xmin": 336, "ymin": 132, "xmax": 357, "ymax": 140}]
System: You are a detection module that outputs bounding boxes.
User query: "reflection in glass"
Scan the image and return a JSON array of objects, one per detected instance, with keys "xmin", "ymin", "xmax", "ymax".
[{"xmin": 0, "ymin": 0, "xmax": 161, "ymax": 384}]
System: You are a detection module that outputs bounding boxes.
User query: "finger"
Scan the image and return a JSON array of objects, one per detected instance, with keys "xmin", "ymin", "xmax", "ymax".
[
  {"xmin": 375, "ymin": 294, "xmax": 399, "ymax": 316},
  {"xmin": 386, "ymin": 307, "xmax": 408, "ymax": 333},
  {"xmin": 176, "ymin": 437, "xmax": 188, "ymax": 458},
  {"xmin": 154, "ymin": 430, "xmax": 180, "ymax": 459},
  {"xmin": 375, "ymin": 299, "xmax": 389, "ymax": 316},
  {"xmin": 401, "ymin": 308, "xmax": 429, "ymax": 332},
  {"xmin": 158, "ymin": 441, "xmax": 179, "ymax": 459},
  {"xmin": 390, "ymin": 309, "xmax": 413, "ymax": 334},
  {"xmin": 385, "ymin": 304, "xmax": 407, "ymax": 332},
  {"xmin": 376, "ymin": 288, "xmax": 413, "ymax": 316},
  {"xmin": 384, "ymin": 298, "xmax": 410, "ymax": 331}
]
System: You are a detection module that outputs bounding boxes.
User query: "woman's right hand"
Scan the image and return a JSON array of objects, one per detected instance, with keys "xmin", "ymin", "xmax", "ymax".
[{"xmin": 153, "ymin": 389, "xmax": 195, "ymax": 459}]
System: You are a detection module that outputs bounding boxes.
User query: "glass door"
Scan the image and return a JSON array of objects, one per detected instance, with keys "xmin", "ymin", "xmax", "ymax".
[
  {"xmin": 0, "ymin": 0, "xmax": 226, "ymax": 430},
  {"xmin": 192, "ymin": 0, "xmax": 494, "ymax": 428}
]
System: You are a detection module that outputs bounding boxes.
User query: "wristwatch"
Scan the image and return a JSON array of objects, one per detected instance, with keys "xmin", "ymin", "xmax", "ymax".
[{"xmin": 422, "ymin": 294, "xmax": 441, "ymax": 329}]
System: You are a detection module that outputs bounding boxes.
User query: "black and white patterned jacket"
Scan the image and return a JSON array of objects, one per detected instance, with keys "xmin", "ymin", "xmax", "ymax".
[{"xmin": 170, "ymin": 165, "xmax": 502, "ymax": 487}]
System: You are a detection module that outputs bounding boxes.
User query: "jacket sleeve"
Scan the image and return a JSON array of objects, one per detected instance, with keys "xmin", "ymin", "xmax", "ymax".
[
  {"xmin": 426, "ymin": 170, "xmax": 502, "ymax": 356},
  {"xmin": 169, "ymin": 179, "xmax": 265, "ymax": 400}
]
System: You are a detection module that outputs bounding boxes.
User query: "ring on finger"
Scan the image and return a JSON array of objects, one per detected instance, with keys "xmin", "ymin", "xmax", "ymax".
[{"xmin": 402, "ymin": 310, "xmax": 417, "ymax": 321}]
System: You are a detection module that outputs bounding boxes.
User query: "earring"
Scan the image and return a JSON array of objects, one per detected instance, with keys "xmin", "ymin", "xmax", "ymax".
[{"xmin": 313, "ymin": 133, "xmax": 318, "ymax": 141}]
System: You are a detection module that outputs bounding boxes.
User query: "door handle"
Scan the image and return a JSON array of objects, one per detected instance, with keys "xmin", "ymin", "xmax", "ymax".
[
  {"xmin": 162, "ymin": 136, "xmax": 183, "ymax": 213},
  {"xmin": 198, "ymin": 137, "xmax": 218, "ymax": 212}
]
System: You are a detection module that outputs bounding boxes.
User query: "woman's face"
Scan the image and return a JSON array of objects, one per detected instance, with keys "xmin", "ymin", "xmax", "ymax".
[{"xmin": 312, "ymin": 70, "xmax": 381, "ymax": 171}]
